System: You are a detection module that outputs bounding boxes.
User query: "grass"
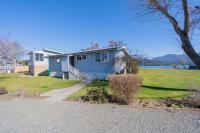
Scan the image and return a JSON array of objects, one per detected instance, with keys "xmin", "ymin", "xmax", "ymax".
[
  {"xmin": 0, "ymin": 74, "xmax": 80, "ymax": 96},
  {"xmin": 68, "ymin": 69, "xmax": 200, "ymax": 100}
]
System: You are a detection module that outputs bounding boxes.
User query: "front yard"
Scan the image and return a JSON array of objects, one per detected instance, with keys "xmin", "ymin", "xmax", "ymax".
[
  {"xmin": 0, "ymin": 74, "xmax": 80, "ymax": 96},
  {"xmin": 68, "ymin": 69, "xmax": 200, "ymax": 100}
]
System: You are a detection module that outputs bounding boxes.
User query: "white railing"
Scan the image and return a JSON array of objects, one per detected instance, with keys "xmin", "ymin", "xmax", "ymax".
[{"xmin": 69, "ymin": 64, "xmax": 81, "ymax": 79}]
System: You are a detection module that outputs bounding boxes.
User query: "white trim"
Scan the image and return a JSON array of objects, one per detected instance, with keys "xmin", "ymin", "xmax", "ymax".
[
  {"xmin": 94, "ymin": 52, "xmax": 109, "ymax": 63},
  {"xmin": 76, "ymin": 54, "xmax": 87, "ymax": 61}
]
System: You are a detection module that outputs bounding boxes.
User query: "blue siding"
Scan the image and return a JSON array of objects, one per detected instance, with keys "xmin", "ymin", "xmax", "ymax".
[
  {"xmin": 74, "ymin": 50, "xmax": 116, "ymax": 73},
  {"xmin": 48, "ymin": 48, "xmax": 125, "ymax": 80},
  {"xmin": 61, "ymin": 56, "xmax": 68, "ymax": 72},
  {"xmin": 49, "ymin": 57, "xmax": 62, "ymax": 72}
]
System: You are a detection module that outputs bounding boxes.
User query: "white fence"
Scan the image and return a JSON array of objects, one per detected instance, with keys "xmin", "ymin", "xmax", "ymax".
[{"xmin": 0, "ymin": 65, "xmax": 25, "ymax": 74}]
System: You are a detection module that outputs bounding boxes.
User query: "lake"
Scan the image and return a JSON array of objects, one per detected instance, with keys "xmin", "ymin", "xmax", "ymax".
[{"xmin": 140, "ymin": 65, "xmax": 189, "ymax": 69}]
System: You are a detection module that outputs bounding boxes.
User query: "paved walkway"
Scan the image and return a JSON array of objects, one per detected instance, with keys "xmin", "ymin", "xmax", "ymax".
[{"xmin": 40, "ymin": 82, "xmax": 86, "ymax": 101}]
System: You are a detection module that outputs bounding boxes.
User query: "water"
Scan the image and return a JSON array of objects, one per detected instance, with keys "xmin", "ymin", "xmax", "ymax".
[{"xmin": 140, "ymin": 65, "xmax": 189, "ymax": 69}]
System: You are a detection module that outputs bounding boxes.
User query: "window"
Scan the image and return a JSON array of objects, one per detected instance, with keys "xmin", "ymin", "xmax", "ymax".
[
  {"xmin": 35, "ymin": 53, "xmax": 44, "ymax": 61},
  {"xmin": 56, "ymin": 58, "xmax": 60, "ymax": 63},
  {"xmin": 82, "ymin": 54, "xmax": 86, "ymax": 60},
  {"xmin": 77, "ymin": 55, "xmax": 82, "ymax": 60},
  {"xmin": 95, "ymin": 53, "xmax": 101, "ymax": 62},
  {"xmin": 76, "ymin": 54, "xmax": 87, "ymax": 60},
  {"xmin": 102, "ymin": 52, "xmax": 108, "ymax": 62}
]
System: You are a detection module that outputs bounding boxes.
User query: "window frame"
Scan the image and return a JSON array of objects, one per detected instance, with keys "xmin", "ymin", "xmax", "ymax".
[
  {"xmin": 76, "ymin": 54, "xmax": 87, "ymax": 61},
  {"xmin": 101, "ymin": 52, "xmax": 109, "ymax": 62},
  {"xmin": 95, "ymin": 52, "xmax": 101, "ymax": 62},
  {"xmin": 35, "ymin": 53, "xmax": 44, "ymax": 62},
  {"xmin": 95, "ymin": 52, "xmax": 109, "ymax": 63},
  {"xmin": 76, "ymin": 54, "xmax": 82, "ymax": 60}
]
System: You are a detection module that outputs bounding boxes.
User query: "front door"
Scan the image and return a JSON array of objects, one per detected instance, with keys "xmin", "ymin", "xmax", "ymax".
[{"xmin": 70, "ymin": 56, "xmax": 75, "ymax": 67}]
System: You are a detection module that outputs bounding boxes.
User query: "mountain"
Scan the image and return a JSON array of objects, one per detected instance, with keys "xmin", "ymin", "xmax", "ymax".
[{"xmin": 142, "ymin": 53, "xmax": 200, "ymax": 66}]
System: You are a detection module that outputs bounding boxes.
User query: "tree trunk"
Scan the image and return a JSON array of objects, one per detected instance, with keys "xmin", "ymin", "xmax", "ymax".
[{"xmin": 180, "ymin": 33, "xmax": 200, "ymax": 67}]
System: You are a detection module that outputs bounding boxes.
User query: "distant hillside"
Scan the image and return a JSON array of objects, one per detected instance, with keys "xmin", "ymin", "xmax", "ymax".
[{"xmin": 141, "ymin": 53, "xmax": 200, "ymax": 66}]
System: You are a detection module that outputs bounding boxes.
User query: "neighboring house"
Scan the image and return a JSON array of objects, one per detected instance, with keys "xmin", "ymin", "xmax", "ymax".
[
  {"xmin": 29, "ymin": 49, "xmax": 63, "ymax": 76},
  {"xmin": 48, "ymin": 46, "xmax": 128, "ymax": 81}
]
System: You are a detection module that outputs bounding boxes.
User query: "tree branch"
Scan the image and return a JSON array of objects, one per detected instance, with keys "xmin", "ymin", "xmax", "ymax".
[
  {"xmin": 182, "ymin": 0, "xmax": 190, "ymax": 33},
  {"xmin": 150, "ymin": 0, "xmax": 183, "ymax": 35}
]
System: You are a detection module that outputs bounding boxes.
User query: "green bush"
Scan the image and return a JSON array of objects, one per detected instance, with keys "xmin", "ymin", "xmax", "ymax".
[
  {"xmin": 109, "ymin": 74, "xmax": 143, "ymax": 104},
  {"xmin": 81, "ymin": 87, "xmax": 110, "ymax": 104}
]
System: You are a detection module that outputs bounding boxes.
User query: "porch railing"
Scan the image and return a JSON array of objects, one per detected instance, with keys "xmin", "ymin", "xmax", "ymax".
[{"xmin": 69, "ymin": 64, "xmax": 83, "ymax": 80}]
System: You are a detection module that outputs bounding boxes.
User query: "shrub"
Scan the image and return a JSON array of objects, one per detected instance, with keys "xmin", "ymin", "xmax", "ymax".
[
  {"xmin": 184, "ymin": 88, "xmax": 200, "ymax": 108},
  {"xmin": 108, "ymin": 74, "xmax": 143, "ymax": 104},
  {"xmin": 0, "ymin": 87, "xmax": 8, "ymax": 95},
  {"xmin": 81, "ymin": 87, "xmax": 110, "ymax": 104}
]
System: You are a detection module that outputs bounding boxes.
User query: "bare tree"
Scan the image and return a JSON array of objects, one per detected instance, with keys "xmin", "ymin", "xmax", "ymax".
[
  {"xmin": 0, "ymin": 37, "xmax": 25, "ymax": 65},
  {"xmin": 84, "ymin": 42, "xmax": 100, "ymax": 51},
  {"xmin": 108, "ymin": 40, "xmax": 125, "ymax": 47},
  {"xmin": 130, "ymin": 0, "xmax": 200, "ymax": 67}
]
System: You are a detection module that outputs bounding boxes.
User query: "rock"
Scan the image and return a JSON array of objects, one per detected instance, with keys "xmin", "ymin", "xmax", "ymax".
[{"xmin": 0, "ymin": 87, "xmax": 8, "ymax": 95}]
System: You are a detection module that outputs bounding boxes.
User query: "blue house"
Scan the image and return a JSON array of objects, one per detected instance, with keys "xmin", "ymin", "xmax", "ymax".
[{"xmin": 48, "ymin": 46, "xmax": 128, "ymax": 81}]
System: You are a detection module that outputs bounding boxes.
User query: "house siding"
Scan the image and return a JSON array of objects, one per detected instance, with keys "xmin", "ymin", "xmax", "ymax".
[
  {"xmin": 48, "ymin": 47, "xmax": 126, "ymax": 80},
  {"xmin": 74, "ymin": 50, "xmax": 115, "ymax": 73},
  {"xmin": 49, "ymin": 57, "xmax": 62, "ymax": 72}
]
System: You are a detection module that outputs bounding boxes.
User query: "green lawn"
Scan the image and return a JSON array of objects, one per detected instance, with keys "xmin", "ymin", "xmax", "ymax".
[
  {"xmin": 0, "ymin": 74, "xmax": 80, "ymax": 96},
  {"xmin": 68, "ymin": 69, "xmax": 200, "ymax": 100}
]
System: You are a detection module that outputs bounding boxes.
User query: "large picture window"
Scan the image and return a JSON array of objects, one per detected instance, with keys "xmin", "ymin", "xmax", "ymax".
[
  {"xmin": 95, "ymin": 52, "xmax": 109, "ymax": 62},
  {"xmin": 35, "ymin": 53, "xmax": 44, "ymax": 61}
]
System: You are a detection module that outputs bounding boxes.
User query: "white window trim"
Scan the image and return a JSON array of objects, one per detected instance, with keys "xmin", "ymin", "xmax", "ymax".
[
  {"xmin": 95, "ymin": 52, "xmax": 109, "ymax": 63},
  {"xmin": 35, "ymin": 53, "xmax": 44, "ymax": 62}
]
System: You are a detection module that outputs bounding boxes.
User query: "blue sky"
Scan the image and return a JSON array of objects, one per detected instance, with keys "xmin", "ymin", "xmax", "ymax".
[{"xmin": 0, "ymin": 0, "xmax": 199, "ymax": 58}]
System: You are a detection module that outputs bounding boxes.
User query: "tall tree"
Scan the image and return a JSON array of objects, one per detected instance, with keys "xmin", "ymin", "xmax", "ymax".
[{"xmin": 131, "ymin": 0, "xmax": 200, "ymax": 67}]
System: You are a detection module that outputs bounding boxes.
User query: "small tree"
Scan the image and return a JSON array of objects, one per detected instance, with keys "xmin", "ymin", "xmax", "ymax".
[{"xmin": 123, "ymin": 54, "xmax": 139, "ymax": 74}]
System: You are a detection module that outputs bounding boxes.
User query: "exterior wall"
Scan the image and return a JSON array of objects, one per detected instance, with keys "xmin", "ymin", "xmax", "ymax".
[
  {"xmin": 73, "ymin": 50, "xmax": 117, "ymax": 80},
  {"xmin": 74, "ymin": 50, "xmax": 116, "ymax": 73},
  {"xmin": 29, "ymin": 50, "xmax": 60, "ymax": 76},
  {"xmin": 14, "ymin": 66, "xmax": 29, "ymax": 73},
  {"xmin": 49, "ymin": 71, "xmax": 63, "ymax": 78},
  {"xmin": 61, "ymin": 56, "xmax": 68, "ymax": 72},
  {"xmin": 49, "ymin": 56, "xmax": 62, "ymax": 72},
  {"xmin": 48, "ymin": 48, "xmax": 126, "ymax": 80},
  {"xmin": 34, "ymin": 65, "xmax": 48, "ymax": 76}
]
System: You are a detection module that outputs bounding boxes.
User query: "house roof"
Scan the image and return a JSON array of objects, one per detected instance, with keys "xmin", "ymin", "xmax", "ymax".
[
  {"xmin": 28, "ymin": 48, "xmax": 64, "ymax": 55},
  {"xmin": 62, "ymin": 46, "xmax": 128, "ymax": 56}
]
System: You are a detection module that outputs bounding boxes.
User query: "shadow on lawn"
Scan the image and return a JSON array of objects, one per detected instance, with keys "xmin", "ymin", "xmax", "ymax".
[
  {"xmin": 142, "ymin": 85, "xmax": 188, "ymax": 92},
  {"xmin": 0, "ymin": 77, "xmax": 9, "ymax": 80},
  {"xmin": 89, "ymin": 81, "xmax": 108, "ymax": 87}
]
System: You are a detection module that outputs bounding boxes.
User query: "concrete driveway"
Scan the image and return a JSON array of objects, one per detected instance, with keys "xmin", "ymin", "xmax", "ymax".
[{"xmin": 0, "ymin": 98, "xmax": 200, "ymax": 133}]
